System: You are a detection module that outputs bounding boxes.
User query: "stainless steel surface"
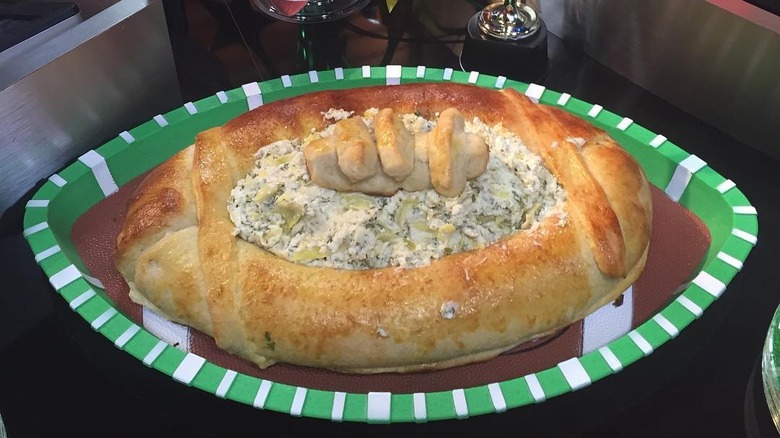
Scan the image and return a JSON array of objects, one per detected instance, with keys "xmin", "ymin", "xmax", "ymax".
[
  {"xmin": 64, "ymin": 0, "xmax": 120, "ymax": 19},
  {"xmin": 0, "ymin": 0, "xmax": 181, "ymax": 218},
  {"xmin": 0, "ymin": 13, "xmax": 83, "ymax": 69},
  {"xmin": 539, "ymin": 0, "xmax": 780, "ymax": 161}
]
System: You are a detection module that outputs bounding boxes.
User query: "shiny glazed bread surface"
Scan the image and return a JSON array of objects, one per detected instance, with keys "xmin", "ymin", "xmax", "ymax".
[{"xmin": 114, "ymin": 83, "xmax": 653, "ymax": 373}]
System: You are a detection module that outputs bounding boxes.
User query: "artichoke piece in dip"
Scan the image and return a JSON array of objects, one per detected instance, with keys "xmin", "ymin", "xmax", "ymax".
[{"xmin": 227, "ymin": 109, "xmax": 567, "ymax": 270}]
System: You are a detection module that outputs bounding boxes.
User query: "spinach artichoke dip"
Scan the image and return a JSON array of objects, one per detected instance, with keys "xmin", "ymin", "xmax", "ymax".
[{"xmin": 227, "ymin": 109, "xmax": 568, "ymax": 270}]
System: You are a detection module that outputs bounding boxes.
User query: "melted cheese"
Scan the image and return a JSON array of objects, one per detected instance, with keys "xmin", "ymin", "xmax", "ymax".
[{"xmin": 228, "ymin": 110, "xmax": 567, "ymax": 270}]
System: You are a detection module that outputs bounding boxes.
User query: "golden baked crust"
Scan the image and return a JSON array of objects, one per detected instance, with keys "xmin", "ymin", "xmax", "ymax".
[{"xmin": 114, "ymin": 82, "xmax": 652, "ymax": 373}]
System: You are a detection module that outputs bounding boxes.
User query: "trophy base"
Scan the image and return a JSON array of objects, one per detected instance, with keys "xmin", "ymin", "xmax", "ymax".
[{"xmin": 460, "ymin": 13, "xmax": 549, "ymax": 84}]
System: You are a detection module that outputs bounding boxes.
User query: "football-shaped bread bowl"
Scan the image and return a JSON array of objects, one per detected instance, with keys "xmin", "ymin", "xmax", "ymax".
[{"xmin": 114, "ymin": 82, "xmax": 652, "ymax": 374}]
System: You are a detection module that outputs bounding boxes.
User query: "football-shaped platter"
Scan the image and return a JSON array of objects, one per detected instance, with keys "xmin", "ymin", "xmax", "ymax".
[{"xmin": 24, "ymin": 67, "xmax": 757, "ymax": 423}]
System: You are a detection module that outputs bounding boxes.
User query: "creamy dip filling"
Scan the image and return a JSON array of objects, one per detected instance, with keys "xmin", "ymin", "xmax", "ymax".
[{"xmin": 228, "ymin": 109, "xmax": 567, "ymax": 270}]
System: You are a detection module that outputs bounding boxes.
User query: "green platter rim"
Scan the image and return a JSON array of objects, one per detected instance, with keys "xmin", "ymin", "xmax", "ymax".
[{"xmin": 22, "ymin": 66, "xmax": 758, "ymax": 424}]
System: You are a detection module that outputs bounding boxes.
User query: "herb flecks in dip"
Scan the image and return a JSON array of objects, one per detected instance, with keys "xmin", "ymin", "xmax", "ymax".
[{"xmin": 228, "ymin": 109, "xmax": 567, "ymax": 270}]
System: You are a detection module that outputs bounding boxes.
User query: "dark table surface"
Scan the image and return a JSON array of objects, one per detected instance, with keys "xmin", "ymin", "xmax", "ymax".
[{"xmin": 2, "ymin": 1, "xmax": 780, "ymax": 437}]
